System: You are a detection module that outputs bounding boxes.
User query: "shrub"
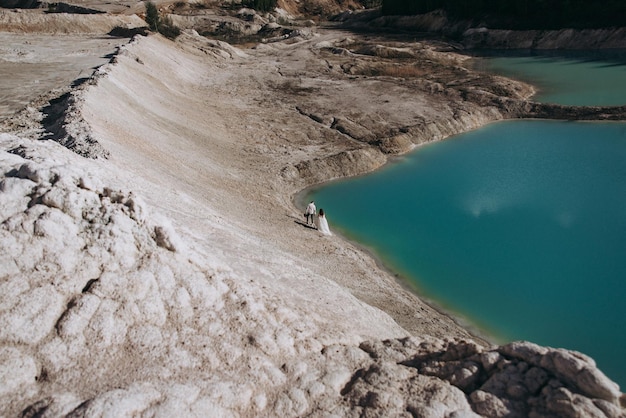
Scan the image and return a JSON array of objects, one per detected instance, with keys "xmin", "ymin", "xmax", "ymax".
[
  {"xmin": 145, "ymin": 1, "xmax": 160, "ymax": 31},
  {"xmin": 144, "ymin": 1, "xmax": 181, "ymax": 40},
  {"xmin": 159, "ymin": 15, "xmax": 182, "ymax": 39}
]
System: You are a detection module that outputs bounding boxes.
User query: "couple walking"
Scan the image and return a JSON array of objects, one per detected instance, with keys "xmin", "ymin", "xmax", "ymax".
[{"xmin": 304, "ymin": 201, "xmax": 331, "ymax": 235}]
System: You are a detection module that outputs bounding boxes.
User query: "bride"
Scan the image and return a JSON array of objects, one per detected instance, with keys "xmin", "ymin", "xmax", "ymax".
[{"xmin": 317, "ymin": 208, "xmax": 332, "ymax": 235}]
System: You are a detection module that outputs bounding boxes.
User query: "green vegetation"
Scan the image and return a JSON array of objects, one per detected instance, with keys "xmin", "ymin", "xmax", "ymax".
[
  {"xmin": 145, "ymin": 1, "xmax": 160, "ymax": 31},
  {"xmin": 381, "ymin": 0, "xmax": 626, "ymax": 29},
  {"xmin": 158, "ymin": 15, "xmax": 181, "ymax": 39},
  {"xmin": 242, "ymin": 0, "xmax": 277, "ymax": 12},
  {"xmin": 144, "ymin": 1, "xmax": 181, "ymax": 39}
]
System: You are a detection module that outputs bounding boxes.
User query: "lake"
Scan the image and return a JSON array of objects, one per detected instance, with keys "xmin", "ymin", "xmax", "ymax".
[{"xmin": 308, "ymin": 50, "xmax": 626, "ymax": 387}]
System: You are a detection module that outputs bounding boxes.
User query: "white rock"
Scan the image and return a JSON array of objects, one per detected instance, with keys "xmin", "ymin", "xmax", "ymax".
[
  {"xmin": 56, "ymin": 293, "xmax": 102, "ymax": 338},
  {"xmin": 0, "ymin": 284, "xmax": 64, "ymax": 344},
  {"xmin": 0, "ymin": 347, "xmax": 37, "ymax": 397}
]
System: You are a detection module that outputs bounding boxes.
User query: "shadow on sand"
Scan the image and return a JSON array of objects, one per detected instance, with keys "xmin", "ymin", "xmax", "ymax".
[{"xmin": 290, "ymin": 215, "xmax": 318, "ymax": 230}]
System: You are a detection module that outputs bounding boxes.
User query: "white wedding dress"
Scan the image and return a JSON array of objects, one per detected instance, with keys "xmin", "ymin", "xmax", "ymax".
[{"xmin": 318, "ymin": 214, "xmax": 331, "ymax": 235}]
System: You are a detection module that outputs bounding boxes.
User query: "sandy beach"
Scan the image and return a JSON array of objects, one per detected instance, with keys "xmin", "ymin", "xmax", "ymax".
[{"xmin": 1, "ymin": 5, "xmax": 624, "ymax": 416}]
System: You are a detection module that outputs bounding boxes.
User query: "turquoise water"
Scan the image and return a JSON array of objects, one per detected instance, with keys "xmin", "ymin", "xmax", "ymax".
[
  {"xmin": 472, "ymin": 50, "xmax": 626, "ymax": 106},
  {"xmin": 308, "ymin": 52, "xmax": 626, "ymax": 387}
]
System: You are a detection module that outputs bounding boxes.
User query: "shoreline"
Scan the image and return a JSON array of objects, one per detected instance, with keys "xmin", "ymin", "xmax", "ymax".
[{"xmin": 293, "ymin": 173, "xmax": 499, "ymax": 347}]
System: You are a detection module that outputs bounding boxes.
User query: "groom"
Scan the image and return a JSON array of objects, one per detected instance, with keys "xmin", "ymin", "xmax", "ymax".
[{"xmin": 304, "ymin": 201, "xmax": 316, "ymax": 227}]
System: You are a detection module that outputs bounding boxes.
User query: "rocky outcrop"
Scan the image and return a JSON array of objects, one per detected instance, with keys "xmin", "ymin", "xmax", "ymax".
[
  {"xmin": 288, "ymin": 147, "xmax": 387, "ymax": 184},
  {"xmin": 458, "ymin": 88, "xmax": 626, "ymax": 121},
  {"xmin": 341, "ymin": 338, "xmax": 626, "ymax": 418},
  {"xmin": 38, "ymin": 91, "xmax": 110, "ymax": 159},
  {"xmin": 462, "ymin": 27, "xmax": 626, "ymax": 50},
  {"xmin": 522, "ymin": 102, "xmax": 626, "ymax": 121}
]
